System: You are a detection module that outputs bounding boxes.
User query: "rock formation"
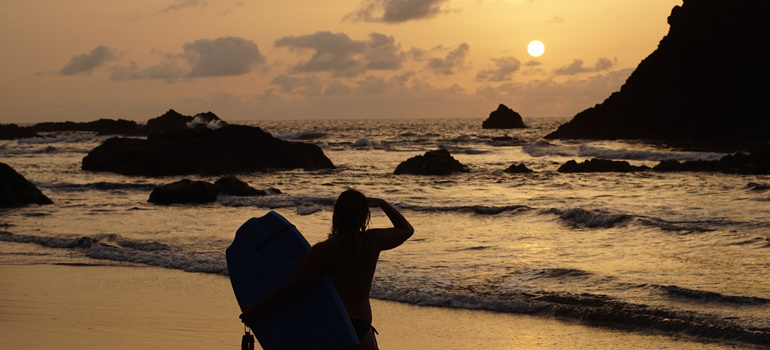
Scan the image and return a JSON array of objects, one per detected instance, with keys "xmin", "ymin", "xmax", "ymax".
[
  {"xmin": 653, "ymin": 145, "xmax": 770, "ymax": 174},
  {"xmin": 558, "ymin": 159, "xmax": 650, "ymax": 173},
  {"xmin": 0, "ymin": 124, "xmax": 40, "ymax": 140},
  {"xmin": 0, "ymin": 162, "xmax": 53, "ymax": 207},
  {"xmin": 148, "ymin": 176, "xmax": 280, "ymax": 204},
  {"xmin": 504, "ymin": 163, "xmax": 533, "ymax": 173},
  {"xmin": 482, "ymin": 104, "xmax": 526, "ymax": 129},
  {"xmin": 394, "ymin": 149, "xmax": 470, "ymax": 175},
  {"xmin": 139, "ymin": 109, "xmax": 227, "ymax": 135},
  {"xmin": 30, "ymin": 119, "xmax": 139, "ymax": 135},
  {"xmin": 82, "ymin": 124, "xmax": 335, "ymax": 176},
  {"xmin": 546, "ymin": 0, "xmax": 769, "ymax": 146}
]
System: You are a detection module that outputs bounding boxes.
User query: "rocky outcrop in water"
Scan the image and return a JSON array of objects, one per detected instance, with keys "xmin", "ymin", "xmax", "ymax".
[
  {"xmin": 504, "ymin": 163, "xmax": 533, "ymax": 173},
  {"xmin": 139, "ymin": 110, "xmax": 227, "ymax": 135},
  {"xmin": 545, "ymin": 0, "xmax": 769, "ymax": 145},
  {"xmin": 653, "ymin": 145, "xmax": 770, "ymax": 174},
  {"xmin": 214, "ymin": 175, "xmax": 280, "ymax": 196},
  {"xmin": 82, "ymin": 124, "xmax": 335, "ymax": 176},
  {"xmin": 482, "ymin": 104, "xmax": 526, "ymax": 129},
  {"xmin": 559, "ymin": 159, "xmax": 650, "ymax": 173},
  {"xmin": 148, "ymin": 176, "xmax": 280, "ymax": 204},
  {"xmin": 394, "ymin": 149, "xmax": 469, "ymax": 175},
  {"xmin": 0, "ymin": 124, "xmax": 40, "ymax": 140},
  {"xmin": 0, "ymin": 162, "xmax": 53, "ymax": 207},
  {"xmin": 30, "ymin": 119, "xmax": 139, "ymax": 136}
]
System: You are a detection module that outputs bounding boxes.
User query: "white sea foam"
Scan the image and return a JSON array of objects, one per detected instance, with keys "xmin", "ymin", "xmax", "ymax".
[
  {"xmin": 577, "ymin": 144, "xmax": 723, "ymax": 162},
  {"xmin": 186, "ymin": 114, "xmax": 225, "ymax": 130}
]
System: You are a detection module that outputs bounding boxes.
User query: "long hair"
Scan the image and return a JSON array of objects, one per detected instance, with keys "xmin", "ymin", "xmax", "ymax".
[{"xmin": 330, "ymin": 189, "xmax": 370, "ymax": 238}]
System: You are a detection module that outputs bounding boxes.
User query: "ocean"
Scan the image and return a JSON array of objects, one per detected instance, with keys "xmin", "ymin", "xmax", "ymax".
[{"xmin": 1, "ymin": 117, "xmax": 768, "ymax": 347}]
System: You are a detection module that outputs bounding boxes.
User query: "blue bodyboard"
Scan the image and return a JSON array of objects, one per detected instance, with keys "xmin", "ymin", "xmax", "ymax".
[{"xmin": 226, "ymin": 211, "xmax": 358, "ymax": 350}]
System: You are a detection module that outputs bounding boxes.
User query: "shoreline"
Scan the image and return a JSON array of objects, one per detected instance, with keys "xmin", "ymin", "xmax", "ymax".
[{"xmin": 0, "ymin": 241, "xmax": 755, "ymax": 350}]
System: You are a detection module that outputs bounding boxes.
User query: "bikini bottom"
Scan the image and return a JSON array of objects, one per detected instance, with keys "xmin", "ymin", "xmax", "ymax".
[{"xmin": 350, "ymin": 318, "xmax": 378, "ymax": 342}]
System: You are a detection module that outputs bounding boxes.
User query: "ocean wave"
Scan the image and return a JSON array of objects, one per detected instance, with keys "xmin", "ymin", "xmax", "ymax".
[
  {"xmin": 656, "ymin": 284, "xmax": 770, "ymax": 305},
  {"xmin": 0, "ymin": 232, "xmax": 226, "ymax": 274},
  {"xmin": 218, "ymin": 194, "xmax": 336, "ymax": 214},
  {"xmin": 525, "ymin": 267, "xmax": 593, "ymax": 280},
  {"xmin": 438, "ymin": 144, "xmax": 488, "ymax": 155},
  {"xmin": 352, "ymin": 138, "xmax": 383, "ymax": 149},
  {"xmin": 403, "ymin": 204, "xmax": 531, "ymax": 215},
  {"xmin": 637, "ymin": 217, "xmax": 717, "ymax": 233},
  {"xmin": 47, "ymin": 182, "xmax": 156, "ymax": 192},
  {"xmin": 548, "ymin": 208, "xmax": 632, "ymax": 228},
  {"xmin": 523, "ymin": 140, "xmax": 578, "ymax": 157},
  {"xmin": 370, "ymin": 283, "xmax": 770, "ymax": 347},
  {"xmin": 272, "ymin": 130, "xmax": 327, "ymax": 140},
  {"xmin": 578, "ymin": 145, "xmax": 724, "ymax": 162},
  {"xmin": 522, "ymin": 140, "xmax": 725, "ymax": 162}
]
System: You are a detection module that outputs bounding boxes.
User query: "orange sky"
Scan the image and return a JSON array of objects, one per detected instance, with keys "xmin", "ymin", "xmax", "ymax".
[{"xmin": 0, "ymin": 0, "xmax": 681, "ymax": 123}]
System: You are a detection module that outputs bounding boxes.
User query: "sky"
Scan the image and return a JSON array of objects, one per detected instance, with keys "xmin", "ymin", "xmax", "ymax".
[{"xmin": 0, "ymin": 0, "xmax": 681, "ymax": 123}]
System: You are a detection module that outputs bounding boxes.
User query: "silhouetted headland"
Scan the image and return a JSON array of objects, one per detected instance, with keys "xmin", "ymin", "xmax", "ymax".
[{"xmin": 546, "ymin": 0, "xmax": 769, "ymax": 151}]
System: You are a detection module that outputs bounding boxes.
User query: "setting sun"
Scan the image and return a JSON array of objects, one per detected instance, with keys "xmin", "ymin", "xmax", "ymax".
[{"xmin": 527, "ymin": 40, "xmax": 545, "ymax": 57}]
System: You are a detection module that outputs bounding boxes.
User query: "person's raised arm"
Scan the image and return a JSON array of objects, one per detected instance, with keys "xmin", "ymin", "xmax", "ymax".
[{"xmin": 367, "ymin": 197, "xmax": 414, "ymax": 251}]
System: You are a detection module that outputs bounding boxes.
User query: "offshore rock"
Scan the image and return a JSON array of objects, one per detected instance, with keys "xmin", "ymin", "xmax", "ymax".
[
  {"xmin": 214, "ymin": 175, "xmax": 281, "ymax": 196},
  {"xmin": 82, "ymin": 124, "xmax": 335, "ymax": 176},
  {"xmin": 139, "ymin": 109, "xmax": 227, "ymax": 135},
  {"xmin": 148, "ymin": 176, "xmax": 281, "ymax": 204},
  {"xmin": 148, "ymin": 180, "xmax": 220, "ymax": 204},
  {"xmin": 30, "ymin": 119, "xmax": 139, "ymax": 136},
  {"xmin": 0, "ymin": 124, "xmax": 40, "ymax": 140},
  {"xmin": 482, "ymin": 104, "xmax": 526, "ymax": 129},
  {"xmin": 558, "ymin": 159, "xmax": 650, "ymax": 173},
  {"xmin": 0, "ymin": 162, "xmax": 53, "ymax": 207},
  {"xmin": 545, "ymin": 0, "xmax": 770, "ymax": 144},
  {"xmin": 394, "ymin": 149, "xmax": 470, "ymax": 175},
  {"xmin": 653, "ymin": 145, "xmax": 770, "ymax": 174},
  {"xmin": 504, "ymin": 163, "xmax": 533, "ymax": 173}
]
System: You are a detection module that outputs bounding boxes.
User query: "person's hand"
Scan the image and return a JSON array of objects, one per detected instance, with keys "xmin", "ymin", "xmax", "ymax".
[
  {"xmin": 367, "ymin": 197, "xmax": 385, "ymax": 208},
  {"xmin": 239, "ymin": 305, "xmax": 259, "ymax": 324}
]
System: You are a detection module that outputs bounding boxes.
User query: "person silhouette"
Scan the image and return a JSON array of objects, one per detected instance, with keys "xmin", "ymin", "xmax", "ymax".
[{"xmin": 240, "ymin": 189, "xmax": 414, "ymax": 349}]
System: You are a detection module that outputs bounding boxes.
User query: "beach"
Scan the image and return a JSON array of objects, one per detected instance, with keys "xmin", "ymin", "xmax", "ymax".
[{"xmin": 0, "ymin": 240, "xmax": 750, "ymax": 350}]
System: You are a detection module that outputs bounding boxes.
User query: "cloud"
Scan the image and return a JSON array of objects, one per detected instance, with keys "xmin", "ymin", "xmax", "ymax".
[
  {"xmin": 364, "ymin": 33, "xmax": 406, "ymax": 70},
  {"xmin": 423, "ymin": 43, "xmax": 470, "ymax": 75},
  {"xmin": 475, "ymin": 56, "xmax": 521, "ymax": 82},
  {"xmin": 59, "ymin": 45, "xmax": 119, "ymax": 76},
  {"xmin": 109, "ymin": 60, "xmax": 186, "ymax": 82},
  {"xmin": 158, "ymin": 0, "xmax": 244, "ymax": 15},
  {"xmin": 475, "ymin": 68, "xmax": 634, "ymax": 117},
  {"xmin": 274, "ymin": 31, "xmax": 406, "ymax": 77},
  {"xmin": 110, "ymin": 36, "xmax": 265, "ymax": 82},
  {"xmin": 184, "ymin": 36, "xmax": 265, "ymax": 77},
  {"xmin": 344, "ymin": 0, "xmax": 451, "ymax": 23},
  {"xmin": 160, "ymin": 0, "xmax": 205, "ymax": 13},
  {"xmin": 554, "ymin": 57, "xmax": 616, "ymax": 75},
  {"xmin": 270, "ymin": 74, "xmax": 324, "ymax": 96}
]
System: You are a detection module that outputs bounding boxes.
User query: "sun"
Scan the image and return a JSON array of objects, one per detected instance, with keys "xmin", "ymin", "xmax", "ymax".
[{"xmin": 527, "ymin": 40, "xmax": 545, "ymax": 57}]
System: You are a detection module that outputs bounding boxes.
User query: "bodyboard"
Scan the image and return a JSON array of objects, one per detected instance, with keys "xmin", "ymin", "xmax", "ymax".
[{"xmin": 226, "ymin": 211, "xmax": 358, "ymax": 350}]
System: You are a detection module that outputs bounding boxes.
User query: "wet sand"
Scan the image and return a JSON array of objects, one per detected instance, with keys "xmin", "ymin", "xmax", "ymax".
[{"xmin": 0, "ymin": 241, "xmax": 751, "ymax": 350}]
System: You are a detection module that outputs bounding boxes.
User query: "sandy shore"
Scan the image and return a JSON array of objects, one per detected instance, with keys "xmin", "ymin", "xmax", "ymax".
[{"xmin": 0, "ymin": 241, "xmax": 750, "ymax": 350}]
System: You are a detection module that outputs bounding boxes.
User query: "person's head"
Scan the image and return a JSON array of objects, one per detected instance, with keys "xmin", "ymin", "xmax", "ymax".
[{"xmin": 331, "ymin": 189, "xmax": 370, "ymax": 238}]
